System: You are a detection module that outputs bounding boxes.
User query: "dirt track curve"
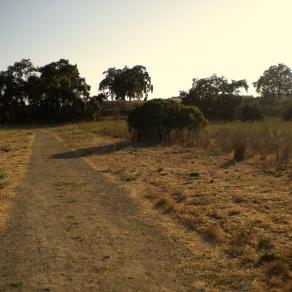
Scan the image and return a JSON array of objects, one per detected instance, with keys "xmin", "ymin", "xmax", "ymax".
[{"xmin": 0, "ymin": 130, "xmax": 196, "ymax": 291}]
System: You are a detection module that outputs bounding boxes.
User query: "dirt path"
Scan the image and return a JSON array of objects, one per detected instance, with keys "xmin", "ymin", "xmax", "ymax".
[{"xmin": 0, "ymin": 130, "xmax": 196, "ymax": 291}]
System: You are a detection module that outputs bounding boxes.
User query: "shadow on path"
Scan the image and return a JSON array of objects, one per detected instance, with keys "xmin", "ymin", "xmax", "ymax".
[{"xmin": 51, "ymin": 141, "xmax": 133, "ymax": 159}]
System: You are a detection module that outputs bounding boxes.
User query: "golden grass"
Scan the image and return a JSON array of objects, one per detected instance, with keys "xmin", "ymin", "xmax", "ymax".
[
  {"xmin": 0, "ymin": 128, "xmax": 35, "ymax": 231},
  {"xmin": 53, "ymin": 119, "xmax": 128, "ymax": 142},
  {"xmin": 52, "ymin": 118, "xmax": 292, "ymax": 290}
]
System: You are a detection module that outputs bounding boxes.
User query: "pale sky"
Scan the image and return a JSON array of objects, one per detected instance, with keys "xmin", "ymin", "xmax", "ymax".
[{"xmin": 0, "ymin": 0, "xmax": 291, "ymax": 98}]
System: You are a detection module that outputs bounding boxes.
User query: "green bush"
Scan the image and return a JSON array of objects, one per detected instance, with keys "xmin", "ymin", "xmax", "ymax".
[
  {"xmin": 240, "ymin": 104, "xmax": 264, "ymax": 121},
  {"xmin": 283, "ymin": 106, "xmax": 292, "ymax": 121},
  {"xmin": 127, "ymin": 99, "xmax": 207, "ymax": 142}
]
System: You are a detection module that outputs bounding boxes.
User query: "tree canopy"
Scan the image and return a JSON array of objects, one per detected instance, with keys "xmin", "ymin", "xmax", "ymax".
[
  {"xmin": 0, "ymin": 59, "xmax": 98, "ymax": 123},
  {"xmin": 183, "ymin": 75, "xmax": 248, "ymax": 101},
  {"xmin": 0, "ymin": 59, "xmax": 38, "ymax": 122},
  {"xmin": 1, "ymin": 58, "xmax": 291, "ymax": 124},
  {"xmin": 37, "ymin": 59, "xmax": 91, "ymax": 121},
  {"xmin": 99, "ymin": 65, "xmax": 153, "ymax": 101},
  {"xmin": 253, "ymin": 63, "xmax": 292, "ymax": 100},
  {"xmin": 181, "ymin": 75, "xmax": 248, "ymax": 120}
]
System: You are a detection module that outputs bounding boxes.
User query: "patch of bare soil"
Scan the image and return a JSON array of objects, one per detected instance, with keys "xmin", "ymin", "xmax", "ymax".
[{"xmin": 0, "ymin": 130, "xmax": 220, "ymax": 291}]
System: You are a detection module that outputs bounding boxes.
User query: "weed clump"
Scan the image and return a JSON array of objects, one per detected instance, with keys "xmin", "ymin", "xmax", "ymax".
[
  {"xmin": 265, "ymin": 259, "xmax": 292, "ymax": 289},
  {"xmin": 257, "ymin": 238, "xmax": 273, "ymax": 252},
  {"xmin": 232, "ymin": 130, "xmax": 248, "ymax": 162},
  {"xmin": 0, "ymin": 144, "xmax": 12, "ymax": 152},
  {"xmin": 189, "ymin": 171, "xmax": 200, "ymax": 178},
  {"xmin": 0, "ymin": 169, "xmax": 11, "ymax": 188},
  {"xmin": 203, "ymin": 224, "xmax": 226, "ymax": 243}
]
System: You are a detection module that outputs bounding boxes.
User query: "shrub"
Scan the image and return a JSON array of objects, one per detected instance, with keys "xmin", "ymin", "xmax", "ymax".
[
  {"xmin": 283, "ymin": 106, "xmax": 292, "ymax": 121},
  {"xmin": 203, "ymin": 224, "xmax": 226, "ymax": 243},
  {"xmin": 240, "ymin": 104, "xmax": 264, "ymax": 121},
  {"xmin": 127, "ymin": 99, "xmax": 207, "ymax": 142},
  {"xmin": 183, "ymin": 93, "xmax": 243, "ymax": 121},
  {"xmin": 232, "ymin": 130, "xmax": 248, "ymax": 161},
  {"xmin": 214, "ymin": 95, "xmax": 243, "ymax": 121},
  {"xmin": 85, "ymin": 98, "xmax": 101, "ymax": 121}
]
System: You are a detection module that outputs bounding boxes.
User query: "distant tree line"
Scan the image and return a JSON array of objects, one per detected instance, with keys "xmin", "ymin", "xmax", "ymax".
[
  {"xmin": 0, "ymin": 60, "xmax": 153, "ymax": 123},
  {"xmin": 1, "ymin": 58, "xmax": 292, "ymax": 124},
  {"xmin": 180, "ymin": 63, "xmax": 292, "ymax": 121}
]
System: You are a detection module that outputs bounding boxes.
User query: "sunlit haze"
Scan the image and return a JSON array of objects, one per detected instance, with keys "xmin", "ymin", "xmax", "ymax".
[{"xmin": 1, "ymin": 0, "xmax": 291, "ymax": 98}]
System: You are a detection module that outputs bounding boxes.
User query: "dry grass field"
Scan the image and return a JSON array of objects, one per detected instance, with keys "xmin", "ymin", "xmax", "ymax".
[
  {"xmin": 0, "ymin": 128, "xmax": 34, "ymax": 231},
  {"xmin": 52, "ymin": 119, "xmax": 292, "ymax": 291}
]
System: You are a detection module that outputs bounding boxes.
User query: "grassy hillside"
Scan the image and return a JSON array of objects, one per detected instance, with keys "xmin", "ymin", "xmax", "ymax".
[{"xmin": 52, "ymin": 119, "xmax": 292, "ymax": 290}]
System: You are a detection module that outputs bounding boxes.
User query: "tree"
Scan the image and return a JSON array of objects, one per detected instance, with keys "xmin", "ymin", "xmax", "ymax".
[
  {"xmin": 183, "ymin": 75, "xmax": 248, "ymax": 102},
  {"xmin": 38, "ymin": 59, "xmax": 90, "ymax": 121},
  {"xmin": 6, "ymin": 59, "xmax": 36, "ymax": 79},
  {"xmin": 0, "ymin": 59, "xmax": 37, "ymax": 122},
  {"xmin": 91, "ymin": 93, "xmax": 108, "ymax": 103},
  {"xmin": 0, "ymin": 59, "xmax": 100, "ymax": 123},
  {"xmin": 0, "ymin": 72, "xmax": 10, "ymax": 123},
  {"xmin": 181, "ymin": 75, "xmax": 248, "ymax": 120},
  {"xmin": 99, "ymin": 65, "xmax": 153, "ymax": 101},
  {"xmin": 253, "ymin": 63, "xmax": 292, "ymax": 100}
]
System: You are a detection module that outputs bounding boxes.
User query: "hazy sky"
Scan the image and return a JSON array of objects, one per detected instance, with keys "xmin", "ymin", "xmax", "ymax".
[{"xmin": 0, "ymin": 0, "xmax": 291, "ymax": 98}]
